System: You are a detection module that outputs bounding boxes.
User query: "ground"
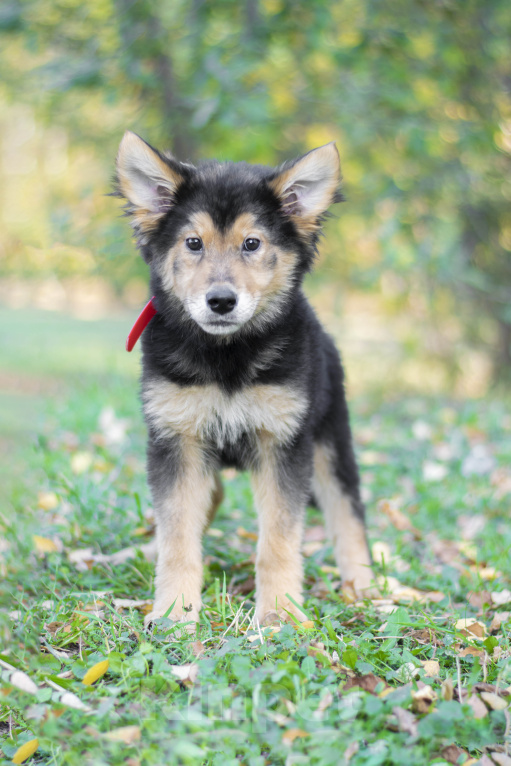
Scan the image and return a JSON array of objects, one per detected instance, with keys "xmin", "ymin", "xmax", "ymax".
[{"xmin": 0, "ymin": 309, "xmax": 510, "ymax": 765}]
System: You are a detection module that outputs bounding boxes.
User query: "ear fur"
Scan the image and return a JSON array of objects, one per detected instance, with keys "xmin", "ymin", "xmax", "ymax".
[
  {"xmin": 269, "ymin": 143, "xmax": 341, "ymax": 234},
  {"xmin": 115, "ymin": 131, "xmax": 186, "ymax": 242}
]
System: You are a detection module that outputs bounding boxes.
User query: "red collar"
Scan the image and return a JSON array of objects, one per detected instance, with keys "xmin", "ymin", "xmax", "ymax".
[{"xmin": 126, "ymin": 297, "xmax": 157, "ymax": 351}]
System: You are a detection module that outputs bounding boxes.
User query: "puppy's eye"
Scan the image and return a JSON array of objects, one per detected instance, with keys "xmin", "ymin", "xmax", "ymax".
[
  {"xmin": 243, "ymin": 238, "xmax": 261, "ymax": 252},
  {"xmin": 186, "ymin": 237, "xmax": 203, "ymax": 252}
]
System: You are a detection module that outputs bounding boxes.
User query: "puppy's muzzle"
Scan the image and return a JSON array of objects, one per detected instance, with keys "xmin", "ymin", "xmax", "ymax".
[{"xmin": 206, "ymin": 286, "xmax": 238, "ymax": 315}]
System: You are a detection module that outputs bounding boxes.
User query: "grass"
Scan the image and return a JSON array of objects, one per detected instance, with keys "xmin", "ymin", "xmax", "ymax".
[{"xmin": 1, "ymin": 308, "xmax": 511, "ymax": 765}]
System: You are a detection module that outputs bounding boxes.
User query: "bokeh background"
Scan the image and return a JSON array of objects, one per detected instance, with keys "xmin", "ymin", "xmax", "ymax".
[{"xmin": 1, "ymin": 0, "xmax": 510, "ymax": 500}]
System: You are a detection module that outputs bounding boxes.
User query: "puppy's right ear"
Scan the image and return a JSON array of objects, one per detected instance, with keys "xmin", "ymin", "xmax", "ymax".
[{"xmin": 115, "ymin": 131, "xmax": 186, "ymax": 241}]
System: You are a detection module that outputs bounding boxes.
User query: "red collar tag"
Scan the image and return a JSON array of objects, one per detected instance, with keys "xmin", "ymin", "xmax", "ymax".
[{"xmin": 126, "ymin": 297, "xmax": 157, "ymax": 352}]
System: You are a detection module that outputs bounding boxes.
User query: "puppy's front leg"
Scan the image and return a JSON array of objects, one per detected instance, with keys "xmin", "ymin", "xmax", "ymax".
[
  {"xmin": 251, "ymin": 436, "xmax": 309, "ymax": 625},
  {"xmin": 145, "ymin": 434, "xmax": 215, "ymax": 628}
]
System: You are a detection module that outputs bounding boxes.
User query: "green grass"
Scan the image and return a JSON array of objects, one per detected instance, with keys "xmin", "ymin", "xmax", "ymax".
[{"xmin": 1, "ymin": 310, "xmax": 510, "ymax": 765}]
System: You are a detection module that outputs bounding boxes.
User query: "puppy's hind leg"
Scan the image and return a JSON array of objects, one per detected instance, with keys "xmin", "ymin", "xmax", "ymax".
[{"xmin": 313, "ymin": 442, "xmax": 373, "ymax": 596}]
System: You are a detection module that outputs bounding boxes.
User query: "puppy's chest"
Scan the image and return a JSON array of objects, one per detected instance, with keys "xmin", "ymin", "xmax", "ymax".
[{"xmin": 143, "ymin": 378, "xmax": 307, "ymax": 447}]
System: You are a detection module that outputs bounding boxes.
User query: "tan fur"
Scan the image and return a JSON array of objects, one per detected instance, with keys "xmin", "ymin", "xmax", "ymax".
[
  {"xmin": 251, "ymin": 434, "xmax": 307, "ymax": 624},
  {"xmin": 116, "ymin": 131, "xmax": 184, "ymax": 238},
  {"xmin": 312, "ymin": 444, "xmax": 373, "ymax": 593},
  {"xmin": 143, "ymin": 378, "xmax": 308, "ymax": 448},
  {"xmin": 269, "ymin": 143, "xmax": 340, "ymax": 235},
  {"xmin": 159, "ymin": 211, "xmax": 297, "ymax": 323},
  {"xmin": 145, "ymin": 436, "xmax": 216, "ymax": 630}
]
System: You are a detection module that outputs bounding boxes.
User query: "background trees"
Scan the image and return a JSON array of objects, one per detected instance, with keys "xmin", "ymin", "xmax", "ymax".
[{"xmin": 1, "ymin": 0, "xmax": 510, "ymax": 385}]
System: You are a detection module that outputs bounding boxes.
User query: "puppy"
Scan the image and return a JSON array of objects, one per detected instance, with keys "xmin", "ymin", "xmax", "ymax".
[{"xmin": 115, "ymin": 132, "xmax": 373, "ymax": 627}]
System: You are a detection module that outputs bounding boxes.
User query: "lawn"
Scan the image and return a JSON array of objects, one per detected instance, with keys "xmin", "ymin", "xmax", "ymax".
[{"xmin": 1, "ymin": 309, "xmax": 510, "ymax": 765}]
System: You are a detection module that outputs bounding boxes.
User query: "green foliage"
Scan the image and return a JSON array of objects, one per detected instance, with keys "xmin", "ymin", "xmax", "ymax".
[{"xmin": 0, "ymin": 0, "xmax": 510, "ymax": 376}]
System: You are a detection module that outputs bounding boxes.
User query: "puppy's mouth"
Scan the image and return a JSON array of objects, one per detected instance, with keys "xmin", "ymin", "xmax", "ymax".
[{"xmin": 199, "ymin": 319, "xmax": 243, "ymax": 335}]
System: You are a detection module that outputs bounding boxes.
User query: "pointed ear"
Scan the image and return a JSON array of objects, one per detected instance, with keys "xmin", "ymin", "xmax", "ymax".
[
  {"xmin": 269, "ymin": 143, "xmax": 341, "ymax": 233},
  {"xmin": 115, "ymin": 131, "xmax": 186, "ymax": 239}
]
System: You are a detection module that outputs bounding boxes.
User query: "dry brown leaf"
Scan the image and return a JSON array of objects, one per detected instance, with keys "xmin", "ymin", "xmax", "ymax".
[
  {"xmin": 491, "ymin": 590, "xmax": 511, "ymax": 606},
  {"xmin": 344, "ymin": 742, "xmax": 359, "ymax": 761},
  {"xmin": 190, "ymin": 641, "xmax": 205, "ymax": 658},
  {"xmin": 344, "ymin": 674, "xmax": 388, "ymax": 695},
  {"xmin": 490, "ymin": 612, "xmax": 510, "ymax": 633},
  {"xmin": 103, "ymin": 726, "xmax": 141, "ymax": 744},
  {"xmin": 441, "ymin": 744, "xmax": 468, "ymax": 765},
  {"xmin": 170, "ymin": 663, "xmax": 198, "ymax": 685},
  {"xmin": 455, "ymin": 619, "xmax": 487, "ymax": 639},
  {"xmin": 466, "ymin": 694, "xmax": 488, "ymax": 719},
  {"xmin": 467, "ymin": 590, "xmax": 492, "ymax": 609},
  {"xmin": 480, "ymin": 692, "xmax": 509, "ymax": 711},
  {"xmin": 492, "ymin": 754, "xmax": 511, "ymax": 766},
  {"xmin": 458, "ymin": 646, "xmax": 484, "ymax": 658},
  {"xmin": 392, "ymin": 706, "xmax": 418, "ymax": 738},
  {"xmin": 411, "ymin": 685, "xmax": 437, "ymax": 714},
  {"xmin": 421, "ymin": 660, "xmax": 440, "ymax": 678},
  {"xmin": 316, "ymin": 690, "xmax": 333, "ymax": 715},
  {"xmin": 378, "ymin": 499, "xmax": 421, "ymax": 537},
  {"xmin": 282, "ymin": 728, "xmax": 309, "ymax": 744}
]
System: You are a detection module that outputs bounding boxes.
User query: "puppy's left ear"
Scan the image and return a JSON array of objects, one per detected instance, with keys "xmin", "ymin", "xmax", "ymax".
[{"xmin": 269, "ymin": 143, "xmax": 341, "ymax": 234}]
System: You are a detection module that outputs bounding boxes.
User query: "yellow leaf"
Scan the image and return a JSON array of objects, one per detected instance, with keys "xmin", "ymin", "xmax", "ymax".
[
  {"xmin": 82, "ymin": 659, "xmax": 109, "ymax": 686},
  {"xmin": 300, "ymin": 620, "xmax": 315, "ymax": 629},
  {"xmin": 103, "ymin": 726, "xmax": 141, "ymax": 744},
  {"xmin": 455, "ymin": 619, "xmax": 487, "ymax": 639},
  {"xmin": 480, "ymin": 692, "xmax": 508, "ymax": 711},
  {"xmin": 12, "ymin": 739, "xmax": 39, "ymax": 764},
  {"xmin": 282, "ymin": 728, "xmax": 309, "ymax": 744},
  {"xmin": 421, "ymin": 659, "xmax": 440, "ymax": 678},
  {"xmin": 37, "ymin": 491, "xmax": 58, "ymax": 511},
  {"xmin": 33, "ymin": 535, "xmax": 59, "ymax": 553}
]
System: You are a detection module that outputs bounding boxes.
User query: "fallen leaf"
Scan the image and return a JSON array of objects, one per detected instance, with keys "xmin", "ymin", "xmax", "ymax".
[
  {"xmin": 170, "ymin": 663, "xmax": 198, "ymax": 685},
  {"xmin": 71, "ymin": 451, "xmax": 94, "ymax": 475},
  {"xmin": 491, "ymin": 590, "xmax": 511, "ymax": 606},
  {"xmin": 344, "ymin": 741, "xmax": 359, "ymax": 761},
  {"xmin": 190, "ymin": 641, "xmax": 205, "ymax": 658},
  {"xmin": 490, "ymin": 612, "xmax": 510, "ymax": 633},
  {"xmin": 282, "ymin": 728, "xmax": 309, "ymax": 744},
  {"xmin": 458, "ymin": 646, "xmax": 484, "ymax": 658},
  {"xmin": 455, "ymin": 619, "xmax": 487, "ymax": 639},
  {"xmin": 466, "ymin": 694, "xmax": 488, "ymax": 719},
  {"xmin": 480, "ymin": 692, "xmax": 509, "ymax": 711},
  {"xmin": 344, "ymin": 674, "xmax": 388, "ymax": 695},
  {"xmin": 0, "ymin": 660, "xmax": 38, "ymax": 695},
  {"xmin": 37, "ymin": 491, "xmax": 59, "ymax": 511},
  {"xmin": 467, "ymin": 590, "xmax": 492, "ymax": 609},
  {"xmin": 236, "ymin": 526, "xmax": 258, "ymax": 541},
  {"xmin": 392, "ymin": 706, "xmax": 418, "ymax": 737},
  {"xmin": 492, "ymin": 754, "xmax": 511, "ymax": 766},
  {"xmin": 421, "ymin": 660, "xmax": 440, "ymax": 678},
  {"xmin": 12, "ymin": 739, "xmax": 39, "ymax": 764},
  {"xmin": 113, "ymin": 599, "xmax": 153, "ymax": 612},
  {"xmin": 33, "ymin": 535, "xmax": 61, "ymax": 554},
  {"xmin": 316, "ymin": 690, "xmax": 333, "ymax": 715},
  {"xmin": 82, "ymin": 659, "xmax": 109, "ymax": 686},
  {"xmin": 411, "ymin": 685, "xmax": 437, "ymax": 714},
  {"xmin": 422, "ymin": 461, "xmax": 448, "ymax": 482},
  {"xmin": 104, "ymin": 726, "xmax": 141, "ymax": 744},
  {"xmin": 300, "ymin": 620, "xmax": 315, "ymax": 629},
  {"xmin": 371, "ymin": 541, "xmax": 392, "ymax": 564},
  {"xmin": 378, "ymin": 499, "xmax": 421, "ymax": 536},
  {"xmin": 441, "ymin": 677, "xmax": 454, "ymax": 701},
  {"xmin": 441, "ymin": 744, "xmax": 468, "ymax": 765}
]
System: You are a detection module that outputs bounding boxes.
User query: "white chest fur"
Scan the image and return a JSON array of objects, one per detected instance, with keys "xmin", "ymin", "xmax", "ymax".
[{"xmin": 143, "ymin": 379, "xmax": 307, "ymax": 447}]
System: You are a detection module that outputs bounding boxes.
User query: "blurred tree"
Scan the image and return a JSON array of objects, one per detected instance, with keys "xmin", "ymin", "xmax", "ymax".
[{"xmin": 0, "ymin": 0, "xmax": 510, "ymax": 379}]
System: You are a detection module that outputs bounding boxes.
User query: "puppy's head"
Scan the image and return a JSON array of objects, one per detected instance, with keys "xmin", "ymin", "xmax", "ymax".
[{"xmin": 115, "ymin": 132, "xmax": 341, "ymax": 336}]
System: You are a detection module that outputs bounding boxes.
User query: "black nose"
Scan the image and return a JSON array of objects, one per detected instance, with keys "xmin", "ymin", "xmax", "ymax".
[{"xmin": 206, "ymin": 286, "xmax": 238, "ymax": 315}]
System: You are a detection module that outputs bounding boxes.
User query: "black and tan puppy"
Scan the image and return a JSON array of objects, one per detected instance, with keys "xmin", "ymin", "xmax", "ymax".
[{"xmin": 115, "ymin": 132, "xmax": 373, "ymax": 627}]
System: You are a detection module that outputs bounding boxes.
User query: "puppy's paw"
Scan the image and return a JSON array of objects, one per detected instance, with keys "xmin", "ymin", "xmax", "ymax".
[
  {"xmin": 256, "ymin": 597, "xmax": 307, "ymax": 627},
  {"xmin": 342, "ymin": 569, "xmax": 378, "ymax": 601}
]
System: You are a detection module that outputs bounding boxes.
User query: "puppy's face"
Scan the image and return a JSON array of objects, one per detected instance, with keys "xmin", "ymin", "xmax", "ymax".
[{"xmin": 115, "ymin": 133, "xmax": 341, "ymax": 335}]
